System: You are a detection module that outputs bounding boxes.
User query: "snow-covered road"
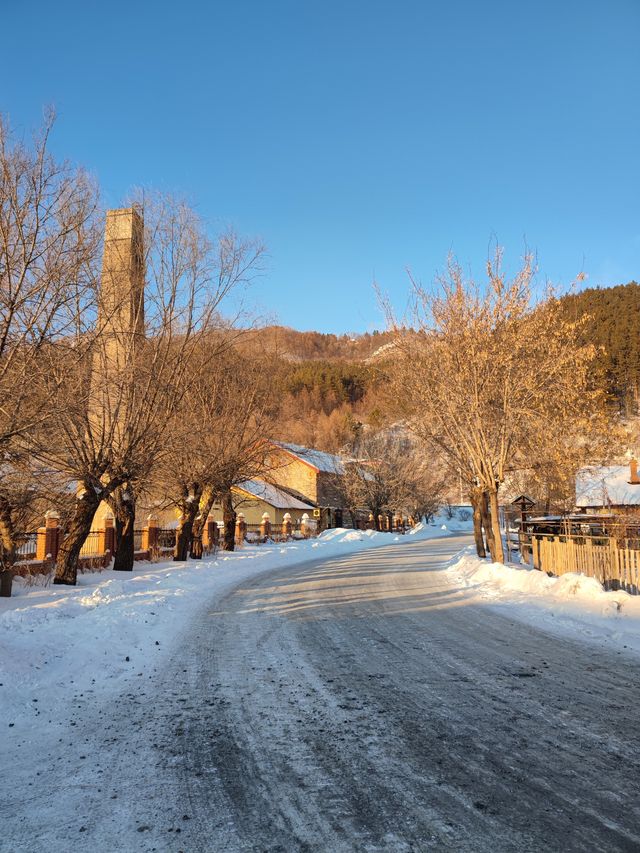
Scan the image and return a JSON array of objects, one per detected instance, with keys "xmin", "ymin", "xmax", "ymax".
[{"xmin": 4, "ymin": 533, "xmax": 640, "ymax": 851}]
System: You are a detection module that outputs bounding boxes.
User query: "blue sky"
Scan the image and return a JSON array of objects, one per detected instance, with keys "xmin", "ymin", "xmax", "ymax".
[{"xmin": 3, "ymin": 0, "xmax": 639, "ymax": 332}]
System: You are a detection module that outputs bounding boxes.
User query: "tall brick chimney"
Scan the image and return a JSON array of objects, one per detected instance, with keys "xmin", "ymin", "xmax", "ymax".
[
  {"xmin": 99, "ymin": 207, "xmax": 144, "ymax": 340},
  {"xmin": 629, "ymin": 457, "xmax": 640, "ymax": 485},
  {"xmin": 90, "ymin": 207, "xmax": 145, "ymax": 444}
]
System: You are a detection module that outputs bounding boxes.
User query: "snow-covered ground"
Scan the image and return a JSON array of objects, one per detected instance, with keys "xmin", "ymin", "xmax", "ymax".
[
  {"xmin": 448, "ymin": 546, "xmax": 640, "ymax": 657},
  {"xmin": 4, "ymin": 515, "xmax": 640, "ymax": 851},
  {"xmin": 5, "ymin": 506, "xmax": 639, "ymax": 742},
  {"xmin": 0, "ymin": 518, "xmax": 467, "ymax": 737}
]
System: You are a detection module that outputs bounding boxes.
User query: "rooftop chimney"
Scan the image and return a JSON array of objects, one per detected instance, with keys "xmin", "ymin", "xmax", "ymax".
[{"xmin": 630, "ymin": 458, "xmax": 640, "ymax": 485}]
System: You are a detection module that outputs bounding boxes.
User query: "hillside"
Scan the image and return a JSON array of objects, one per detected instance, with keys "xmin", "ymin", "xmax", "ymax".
[
  {"xmin": 259, "ymin": 283, "xmax": 640, "ymax": 452},
  {"xmin": 559, "ymin": 281, "xmax": 640, "ymax": 412},
  {"xmin": 254, "ymin": 326, "xmax": 396, "ymax": 362}
]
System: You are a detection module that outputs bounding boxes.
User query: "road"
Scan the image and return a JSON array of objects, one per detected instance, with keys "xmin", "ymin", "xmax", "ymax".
[{"xmin": 5, "ymin": 534, "xmax": 640, "ymax": 852}]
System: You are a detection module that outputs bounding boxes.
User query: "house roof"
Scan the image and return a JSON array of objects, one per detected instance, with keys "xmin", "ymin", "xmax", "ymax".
[
  {"xmin": 575, "ymin": 465, "xmax": 640, "ymax": 507},
  {"xmin": 235, "ymin": 479, "xmax": 315, "ymax": 510},
  {"xmin": 272, "ymin": 441, "xmax": 346, "ymax": 474}
]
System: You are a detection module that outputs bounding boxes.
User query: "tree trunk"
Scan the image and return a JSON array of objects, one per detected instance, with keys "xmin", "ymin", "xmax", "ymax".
[
  {"xmin": 469, "ymin": 487, "xmax": 487, "ymax": 558},
  {"xmin": 487, "ymin": 487, "xmax": 504, "ymax": 563},
  {"xmin": 222, "ymin": 489, "xmax": 236, "ymax": 552},
  {"xmin": 479, "ymin": 490, "xmax": 496, "ymax": 560},
  {"xmin": 110, "ymin": 486, "xmax": 136, "ymax": 572},
  {"xmin": 174, "ymin": 488, "xmax": 202, "ymax": 561},
  {"xmin": 190, "ymin": 534, "xmax": 203, "ymax": 559},
  {"xmin": 54, "ymin": 490, "xmax": 101, "ymax": 585},
  {"xmin": 0, "ymin": 495, "xmax": 16, "ymax": 571},
  {"xmin": 190, "ymin": 487, "xmax": 215, "ymax": 559}
]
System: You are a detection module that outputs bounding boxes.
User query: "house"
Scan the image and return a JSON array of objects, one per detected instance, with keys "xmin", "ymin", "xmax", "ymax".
[
  {"xmin": 89, "ymin": 440, "xmax": 352, "ymax": 536},
  {"xmin": 265, "ymin": 441, "xmax": 349, "ymax": 526},
  {"xmin": 210, "ymin": 479, "xmax": 315, "ymax": 526},
  {"xmin": 575, "ymin": 458, "xmax": 640, "ymax": 513},
  {"xmin": 91, "ymin": 477, "xmax": 316, "ymax": 532}
]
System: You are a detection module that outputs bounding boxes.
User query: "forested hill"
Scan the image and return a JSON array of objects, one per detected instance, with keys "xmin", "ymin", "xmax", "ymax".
[
  {"xmin": 261, "ymin": 283, "xmax": 640, "ymax": 450},
  {"xmin": 559, "ymin": 281, "xmax": 640, "ymax": 411},
  {"xmin": 249, "ymin": 328, "xmax": 392, "ymax": 451}
]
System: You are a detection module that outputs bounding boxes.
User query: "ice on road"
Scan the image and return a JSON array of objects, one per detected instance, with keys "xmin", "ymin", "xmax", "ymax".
[{"xmin": 4, "ymin": 533, "xmax": 640, "ymax": 852}]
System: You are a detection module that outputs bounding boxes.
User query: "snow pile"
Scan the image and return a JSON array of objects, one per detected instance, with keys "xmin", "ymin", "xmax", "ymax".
[{"xmin": 448, "ymin": 546, "xmax": 640, "ymax": 655}]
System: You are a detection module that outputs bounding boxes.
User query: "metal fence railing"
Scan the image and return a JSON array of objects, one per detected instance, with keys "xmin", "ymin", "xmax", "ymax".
[
  {"xmin": 8, "ymin": 517, "xmax": 323, "ymax": 572},
  {"xmin": 13, "ymin": 532, "xmax": 42, "ymax": 562},
  {"xmin": 157, "ymin": 528, "xmax": 177, "ymax": 551},
  {"xmin": 79, "ymin": 531, "xmax": 103, "ymax": 557},
  {"xmin": 133, "ymin": 529, "xmax": 144, "ymax": 552}
]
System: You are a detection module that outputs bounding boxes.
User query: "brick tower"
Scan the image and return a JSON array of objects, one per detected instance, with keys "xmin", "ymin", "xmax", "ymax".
[
  {"xmin": 91, "ymin": 207, "xmax": 145, "ymax": 447},
  {"xmin": 99, "ymin": 207, "xmax": 144, "ymax": 349}
]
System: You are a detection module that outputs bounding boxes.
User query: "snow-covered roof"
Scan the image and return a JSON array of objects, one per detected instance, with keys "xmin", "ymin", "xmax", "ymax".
[
  {"xmin": 273, "ymin": 442, "xmax": 346, "ymax": 475},
  {"xmin": 575, "ymin": 465, "xmax": 640, "ymax": 508},
  {"xmin": 236, "ymin": 479, "xmax": 315, "ymax": 510}
]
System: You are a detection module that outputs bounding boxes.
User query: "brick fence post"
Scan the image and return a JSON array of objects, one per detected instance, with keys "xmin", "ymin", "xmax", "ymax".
[
  {"xmin": 36, "ymin": 510, "xmax": 60, "ymax": 563},
  {"xmin": 142, "ymin": 514, "xmax": 158, "ymax": 555},
  {"xmin": 36, "ymin": 525, "xmax": 46, "ymax": 562},
  {"xmin": 235, "ymin": 513, "xmax": 246, "ymax": 546},
  {"xmin": 260, "ymin": 513, "xmax": 271, "ymax": 541},
  {"xmin": 203, "ymin": 518, "xmax": 214, "ymax": 551},
  {"xmin": 282, "ymin": 512, "xmax": 292, "ymax": 538},
  {"xmin": 99, "ymin": 514, "xmax": 115, "ymax": 561}
]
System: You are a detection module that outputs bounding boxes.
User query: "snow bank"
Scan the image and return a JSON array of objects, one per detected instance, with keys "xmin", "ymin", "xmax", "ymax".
[
  {"xmin": 0, "ymin": 522, "xmax": 455, "ymax": 734},
  {"xmin": 448, "ymin": 547, "xmax": 640, "ymax": 656}
]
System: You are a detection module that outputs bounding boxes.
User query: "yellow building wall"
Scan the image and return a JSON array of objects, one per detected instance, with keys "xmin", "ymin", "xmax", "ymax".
[
  {"xmin": 267, "ymin": 449, "xmax": 318, "ymax": 504},
  {"xmin": 210, "ymin": 489, "xmax": 311, "ymax": 526},
  {"xmin": 92, "ymin": 499, "xmax": 180, "ymax": 532}
]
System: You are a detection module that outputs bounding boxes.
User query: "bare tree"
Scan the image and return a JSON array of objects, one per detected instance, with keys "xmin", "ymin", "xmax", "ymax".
[
  {"xmin": 103, "ymin": 197, "xmax": 265, "ymax": 571},
  {"xmin": 332, "ymin": 429, "xmax": 431, "ymax": 530},
  {"xmin": 33, "ymin": 194, "xmax": 264, "ymax": 584},
  {"xmin": 405, "ymin": 457, "xmax": 448, "ymax": 523},
  {"xmin": 155, "ymin": 344, "xmax": 277, "ymax": 558},
  {"xmin": 384, "ymin": 247, "xmax": 609, "ymax": 562},
  {"xmin": 0, "ymin": 112, "xmax": 100, "ymax": 569}
]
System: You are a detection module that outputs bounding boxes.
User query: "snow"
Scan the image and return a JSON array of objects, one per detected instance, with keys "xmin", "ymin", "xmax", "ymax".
[
  {"xmin": 273, "ymin": 441, "xmax": 346, "ymax": 474},
  {"xmin": 365, "ymin": 340, "xmax": 398, "ymax": 363},
  {"xmin": 0, "ymin": 522, "xmax": 449, "ymax": 738},
  {"xmin": 575, "ymin": 463, "xmax": 640, "ymax": 507},
  {"xmin": 6, "ymin": 504, "xmax": 640, "ymax": 848},
  {"xmin": 448, "ymin": 547, "xmax": 640, "ymax": 656},
  {"xmin": 236, "ymin": 478, "xmax": 315, "ymax": 510},
  {"xmin": 9, "ymin": 500, "xmax": 634, "ymax": 737}
]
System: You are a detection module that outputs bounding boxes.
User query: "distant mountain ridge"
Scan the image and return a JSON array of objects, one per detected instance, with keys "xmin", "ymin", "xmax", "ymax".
[
  {"xmin": 258, "ymin": 283, "xmax": 640, "ymax": 453},
  {"xmin": 254, "ymin": 325, "xmax": 396, "ymax": 362}
]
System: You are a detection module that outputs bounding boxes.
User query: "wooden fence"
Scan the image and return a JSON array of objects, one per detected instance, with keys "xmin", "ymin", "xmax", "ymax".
[{"xmin": 518, "ymin": 531, "xmax": 640, "ymax": 594}]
